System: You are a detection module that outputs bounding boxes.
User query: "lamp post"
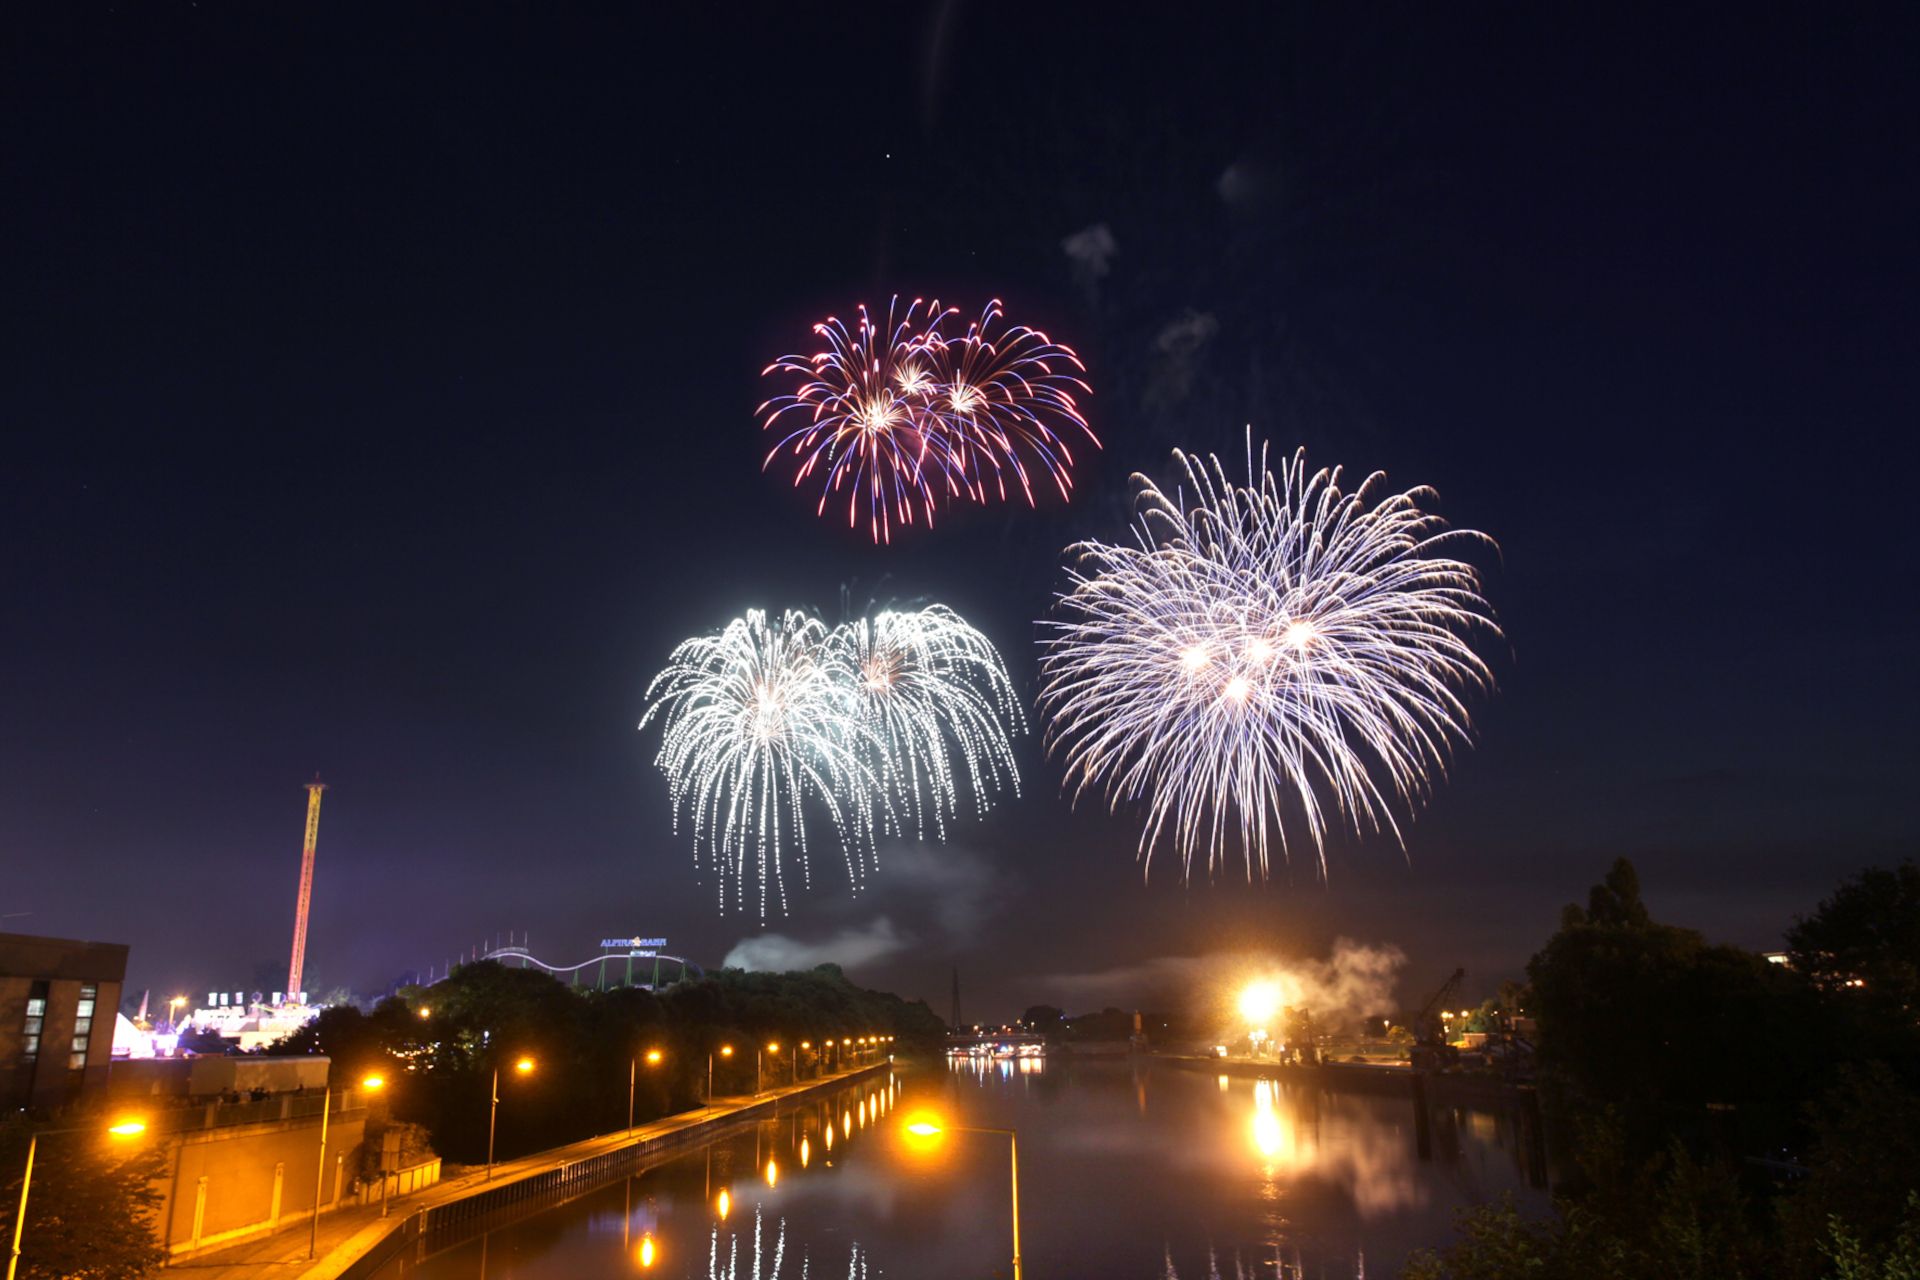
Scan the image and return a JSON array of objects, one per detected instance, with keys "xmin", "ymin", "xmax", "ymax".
[
  {"xmin": 706, "ymin": 1045, "xmax": 733, "ymax": 1103},
  {"xmin": 630, "ymin": 1048, "xmax": 664, "ymax": 1136},
  {"xmin": 902, "ymin": 1118, "xmax": 1021, "ymax": 1280},
  {"xmin": 308, "ymin": 1074, "xmax": 382, "ymax": 1258},
  {"xmin": 8, "ymin": 1117, "xmax": 146, "ymax": 1280},
  {"xmin": 486, "ymin": 1057, "xmax": 534, "ymax": 1181},
  {"xmin": 757, "ymin": 1042, "xmax": 779, "ymax": 1095}
]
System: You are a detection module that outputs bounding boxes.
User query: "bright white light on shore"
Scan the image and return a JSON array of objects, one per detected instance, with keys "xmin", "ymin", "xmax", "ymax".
[{"xmin": 1239, "ymin": 981, "xmax": 1280, "ymax": 1027}]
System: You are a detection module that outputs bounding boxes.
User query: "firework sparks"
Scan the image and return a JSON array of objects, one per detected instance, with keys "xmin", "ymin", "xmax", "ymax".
[
  {"xmin": 641, "ymin": 609, "xmax": 882, "ymax": 916},
  {"xmin": 922, "ymin": 299, "xmax": 1097, "ymax": 507},
  {"xmin": 758, "ymin": 297, "xmax": 961, "ymax": 544},
  {"xmin": 643, "ymin": 604, "xmax": 1022, "ymax": 915},
  {"xmin": 832, "ymin": 605, "xmax": 1024, "ymax": 840},
  {"xmin": 1038, "ymin": 437, "xmax": 1500, "ymax": 880},
  {"xmin": 759, "ymin": 297, "xmax": 1094, "ymax": 540}
]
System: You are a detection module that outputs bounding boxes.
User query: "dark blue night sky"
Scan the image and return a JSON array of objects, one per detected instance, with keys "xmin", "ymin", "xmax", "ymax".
[{"xmin": 3, "ymin": 4, "xmax": 1914, "ymax": 1018}]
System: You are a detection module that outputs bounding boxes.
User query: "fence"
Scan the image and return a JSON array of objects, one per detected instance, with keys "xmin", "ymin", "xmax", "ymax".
[{"xmin": 337, "ymin": 1063, "xmax": 891, "ymax": 1280}]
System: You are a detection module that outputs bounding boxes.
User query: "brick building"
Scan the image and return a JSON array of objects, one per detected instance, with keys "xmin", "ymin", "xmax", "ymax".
[{"xmin": 0, "ymin": 931, "xmax": 127, "ymax": 1110}]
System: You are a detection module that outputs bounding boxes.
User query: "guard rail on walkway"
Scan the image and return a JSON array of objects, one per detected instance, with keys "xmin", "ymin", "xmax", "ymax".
[{"xmin": 333, "ymin": 1062, "xmax": 892, "ymax": 1280}]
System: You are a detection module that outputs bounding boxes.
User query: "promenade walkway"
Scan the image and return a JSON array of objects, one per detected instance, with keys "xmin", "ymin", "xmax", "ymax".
[{"xmin": 170, "ymin": 1064, "xmax": 888, "ymax": 1280}]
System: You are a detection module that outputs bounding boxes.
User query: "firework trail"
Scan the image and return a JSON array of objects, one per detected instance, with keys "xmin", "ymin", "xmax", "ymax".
[
  {"xmin": 922, "ymin": 299, "xmax": 1097, "ymax": 507},
  {"xmin": 831, "ymin": 605, "xmax": 1024, "ymax": 841},
  {"xmin": 1039, "ymin": 437, "xmax": 1499, "ymax": 880},
  {"xmin": 759, "ymin": 298, "xmax": 1094, "ymax": 541},
  {"xmin": 641, "ymin": 609, "xmax": 883, "ymax": 917},
  {"xmin": 643, "ymin": 605, "xmax": 1021, "ymax": 915},
  {"xmin": 759, "ymin": 297, "xmax": 961, "ymax": 544}
]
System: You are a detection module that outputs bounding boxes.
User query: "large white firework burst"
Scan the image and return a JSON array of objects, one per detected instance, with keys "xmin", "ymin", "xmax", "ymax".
[
  {"xmin": 641, "ymin": 609, "xmax": 882, "ymax": 916},
  {"xmin": 1039, "ymin": 438, "xmax": 1500, "ymax": 880},
  {"xmin": 831, "ymin": 605, "xmax": 1024, "ymax": 841},
  {"xmin": 643, "ymin": 604, "xmax": 1021, "ymax": 915}
]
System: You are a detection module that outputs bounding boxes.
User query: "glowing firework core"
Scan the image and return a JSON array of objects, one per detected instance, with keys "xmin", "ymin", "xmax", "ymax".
[{"xmin": 1040, "ymin": 436, "xmax": 1501, "ymax": 880}]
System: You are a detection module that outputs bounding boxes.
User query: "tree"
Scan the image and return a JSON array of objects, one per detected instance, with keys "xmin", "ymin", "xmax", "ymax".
[
  {"xmin": 0, "ymin": 1118, "xmax": 166, "ymax": 1280},
  {"xmin": 1526, "ymin": 857, "xmax": 1835, "ymax": 1160},
  {"xmin": 1788, "ymin": 861, "xmax": 1920, "ymax": 1017},
  {"xmin": 1778, "ymin": 1064, "xmax": 1920, "ymax": 1276},
  {"xmin": 1020, "ymin": 1005, "xmax": 1065, "ymax": 1030}
]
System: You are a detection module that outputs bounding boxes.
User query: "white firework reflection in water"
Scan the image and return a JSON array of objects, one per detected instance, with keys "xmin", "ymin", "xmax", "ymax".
[
  {"xmin": 831, "ymin": 604, "xmax": 1024, "ymax": 842},
  {"xmin": 1039, "ymin": 435, "xmax": 1501, "ymax": 881},
  {"xmin": 708, "ymin": 1207, "xmax": 871, "ymax": 1279},
  {"xmin": 643, "ymin": 605, "xmax": 1022, "ymax": 917}
]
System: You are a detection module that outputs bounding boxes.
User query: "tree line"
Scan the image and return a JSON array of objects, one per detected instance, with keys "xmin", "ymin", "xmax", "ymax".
[
  {"xmin": 1406, "ymin": 858, "xmax": 1920, "ymax": 1280},
  {"xmin": 276, "ymin": 960, "xmax": 945, "ymax": 1164}
]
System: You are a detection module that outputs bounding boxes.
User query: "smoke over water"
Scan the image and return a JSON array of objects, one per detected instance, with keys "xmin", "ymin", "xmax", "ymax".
[{"xmin": 1035, "ymin": 938, "xmax": 1407, "ymax": 1028}]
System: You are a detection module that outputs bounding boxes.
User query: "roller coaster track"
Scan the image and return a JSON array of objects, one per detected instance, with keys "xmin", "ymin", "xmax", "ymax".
[{"xmin": 432, "ymin": 945, "xmax": 704, "ymax": 993}]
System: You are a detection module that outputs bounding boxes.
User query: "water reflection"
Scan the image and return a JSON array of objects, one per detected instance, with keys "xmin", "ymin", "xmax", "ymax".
[
  {"xmin": 372, "ymin": 1063, "xmax": 1542, "ymax": 1280},
  {"xmin": 706, "ymin": 1208, "xmax": 868, "ymax": 1279},
  {"xmin": 1246, "ymin": 1076, "xmax": 1425, "ymax": 1217}
]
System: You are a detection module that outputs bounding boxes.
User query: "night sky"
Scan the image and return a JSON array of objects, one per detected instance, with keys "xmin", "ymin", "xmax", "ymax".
[{"xmin": 4, "ymin": 5, "xmax": 1915, "ymax": 1023}]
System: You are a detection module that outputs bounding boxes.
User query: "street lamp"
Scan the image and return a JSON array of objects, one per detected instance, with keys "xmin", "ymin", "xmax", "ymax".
[
  {"xmin": 901, "ymin": 1115, "xmax": 1021, "ymax": 1280},
  {"xmin": 707, "ymin": 1045, "xmax": 733, "ymax": 1102},
  {"xmin": 309, "ymin": 1074, "xmax": 382, "ymax": 1257},
  {"xmin": 486, "ymin": 1057, "xmax": 535, "ymax": 1181},
  {"xmin": 757, "ymin": 1042, "xmax": 780, "ymax": 1095},
  {"xmin": 8, "ymin": 1117, "xmax": 146, "ymax": 1280},
  {"xmin": 630, "ymin": 1048, "xmax": 664, "ymax": 1135}
]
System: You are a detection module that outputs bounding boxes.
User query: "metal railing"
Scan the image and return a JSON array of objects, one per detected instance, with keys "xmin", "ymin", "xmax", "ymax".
[{"xmin": 141, "ymin": 1089, "xmax": 370, "ymax": 1136}]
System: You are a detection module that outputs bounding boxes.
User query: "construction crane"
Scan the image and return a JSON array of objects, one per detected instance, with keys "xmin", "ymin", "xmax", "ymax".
[
  {"xmin": 285, "ymin": 776, "xmax": 327, "ymax": 1005},
  {"xmin": 1410, "ymin": 966, "xmax": 1465, "ymax": 1071}
]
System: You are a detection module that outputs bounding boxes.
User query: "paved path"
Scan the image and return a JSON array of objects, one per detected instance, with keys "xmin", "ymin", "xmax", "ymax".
[{"xmin": 170, "ymin": 1065, "xmax": 888, "ymax": 1280}]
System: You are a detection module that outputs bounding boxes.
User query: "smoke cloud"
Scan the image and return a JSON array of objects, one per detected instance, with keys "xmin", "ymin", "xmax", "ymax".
[
  {"xmin": 722, "ymin": 918, "xmax": 906, "ymax": 973},
  {"xmin": 1034, "ymin": 938, "xmax": 1407, "ymax": 1026},
  {"xmin": 1061, "ymin": 222, "xmax": 1118, "ymax": 291}
]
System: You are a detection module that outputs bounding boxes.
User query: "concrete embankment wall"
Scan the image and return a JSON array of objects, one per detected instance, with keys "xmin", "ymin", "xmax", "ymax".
[
  {"xmin": 161, "ymin": 1107, "xmax": 367, "ymax": 1257},
  {"xmin": 338, "ymin": 1062, "xmax": 892, "ymax": 1280}
]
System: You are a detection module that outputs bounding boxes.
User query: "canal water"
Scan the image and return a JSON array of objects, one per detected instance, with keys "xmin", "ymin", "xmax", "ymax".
[{"xmin": 371, "ymin": 1057, "xmax": 1547, "ymax": 1279}]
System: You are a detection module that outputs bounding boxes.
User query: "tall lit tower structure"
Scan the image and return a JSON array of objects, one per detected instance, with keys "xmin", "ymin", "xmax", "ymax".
[{"xmin": 286, "ymin": 776, "xmax": 327, "ymax": 1004}]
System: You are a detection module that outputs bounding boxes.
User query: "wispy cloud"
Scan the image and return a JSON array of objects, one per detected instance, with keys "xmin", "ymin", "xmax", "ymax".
[{"xmin": 876, "ymin": 842, "xmax": 1004, "ymax": 938}]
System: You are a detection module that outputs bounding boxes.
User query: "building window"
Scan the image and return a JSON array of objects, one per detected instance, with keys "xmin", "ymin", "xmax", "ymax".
[
  {"xmin": 69, "ymin": 984, "xmax": 97, "ymax": 1071},
  {"xmin": 21, "ymin": 981, "xmax": 48, "ymax": 1063}
]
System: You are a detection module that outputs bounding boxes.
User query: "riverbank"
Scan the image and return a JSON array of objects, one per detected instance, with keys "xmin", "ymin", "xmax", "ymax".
[
  {"xmin": 1153, "ymin": 1050, "xmax": 1536, "ymax": 1109},
  {"xmin": 174, "ymin": 1060, "xmax": 893, "ymax": 1280}
]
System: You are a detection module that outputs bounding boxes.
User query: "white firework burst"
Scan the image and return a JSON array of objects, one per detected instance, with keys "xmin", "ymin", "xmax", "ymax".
[
  {"xmin": 1039, "ymin": 437, "xmax": 1500, "ymax": 880},
  {"xmin": 641, "ymin": 608, "xmax": 883, "ymax": 916},
  {"xmin": 643, "ymin": 604, "xmax": 1022, "ymax": 916},
  {"xmin": 832, "ymin": 605, "xmax": 1024, "ymax": 840}
]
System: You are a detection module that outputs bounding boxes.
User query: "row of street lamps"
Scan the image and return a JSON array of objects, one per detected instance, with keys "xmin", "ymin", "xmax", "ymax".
[{"xmin": 7, "ymin": 1030, "xmax": 897, "ymax": 1275}]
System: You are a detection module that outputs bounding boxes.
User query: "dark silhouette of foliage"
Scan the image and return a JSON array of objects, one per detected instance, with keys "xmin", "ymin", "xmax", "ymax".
[
  {"xmin": 0, "ymin": 1117, "xmax": 166, "ymax": 1280},
  {"xmin": 273, "ymin": 960, "xmax": 940, "ymax": 1166}
]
